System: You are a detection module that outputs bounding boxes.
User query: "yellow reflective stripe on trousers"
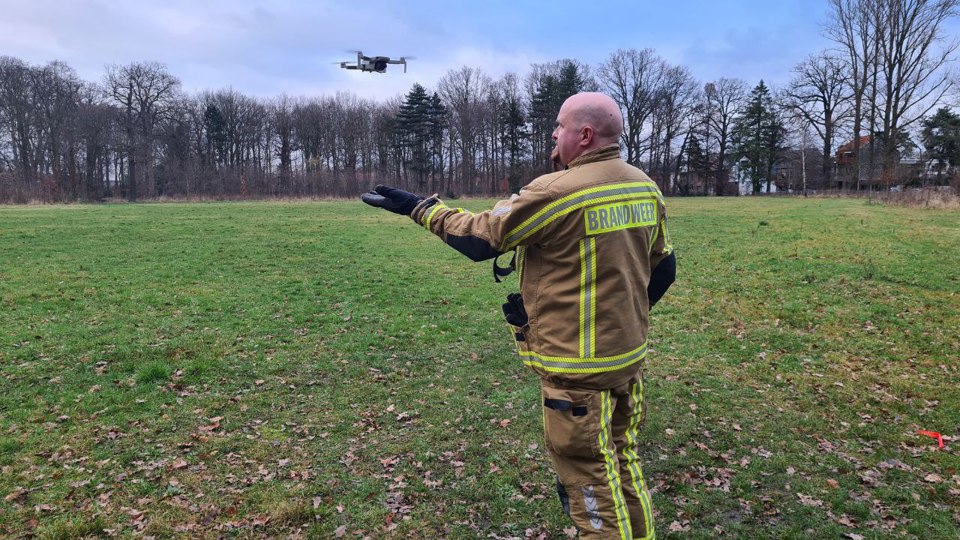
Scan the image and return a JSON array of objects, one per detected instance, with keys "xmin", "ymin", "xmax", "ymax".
[
  {"xmin": 599, "ymin": 390, "xmax": 631, "ymax": 540},
  {"xmin": 624, "ymin": 380, "xmax": 655, "ymax": 539},
  {"xmin": 501, "ymin": 182, "xmax": 663, "ymax": 250},
  {"xmin": 578, "ymin": 238, "xmax": 597, "ymax": 358},
  {"xmin": 520, "ymin": 342, "xmax": 647, "ymax": 374}
]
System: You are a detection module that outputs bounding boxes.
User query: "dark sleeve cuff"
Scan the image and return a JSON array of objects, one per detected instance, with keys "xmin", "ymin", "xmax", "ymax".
[
  {"xmin": 410, "ymin": 196, "xmax": 440, "ymax": 225},
  {"xmin": 647, "ymin": 252, "xmax": 676, "ymax": 308}
]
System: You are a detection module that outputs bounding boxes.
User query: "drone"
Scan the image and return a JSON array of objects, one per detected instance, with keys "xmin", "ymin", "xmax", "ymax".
[{"xmin": 339, "ymin": 51, "xmax": 409, "ymax": 73}]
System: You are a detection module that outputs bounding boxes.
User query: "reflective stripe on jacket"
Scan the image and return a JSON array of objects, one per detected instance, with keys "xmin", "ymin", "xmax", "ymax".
[{"xmin": 411, "ymin": 144, "xmax": 673, "ymax": 389}]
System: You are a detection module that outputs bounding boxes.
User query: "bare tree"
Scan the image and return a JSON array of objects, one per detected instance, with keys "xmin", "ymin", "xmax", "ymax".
[
  {"xmin": 780, "ymin": 98, "xmax": 822, "ymax": 195},
  {"xmin": 784, "ymin": 52, "xmax": 852, "ymax": 188},
  {"xmin": 104, "ymin": 62, "xmax": 180, "ymax": 200},
  {"xmin": 650, "ymin": 65, "xmax": 701, "ymax": 193},
  {"xmin": 703, "ymin": 78, "xmax": 747, "ymax": 195},
  {"xmin": 371, "ymin": 99, "xmax": 402, "ymax": 188},
  {"xmin": 598, "ymin": 49, "xmax": 665, "ymax": 167},
  {"xmin": 273, "ymin": 94, "xmax": 296, "ymax": 193},
  {"xmin": 155, "ymin": 97, "xmax": 194, "ymax": 197},
  {"xmin": 0, "ymin": 57, "xmax": 36, "ymax": 188},
  {"xmin": 30, "ymin": 62, "xmax": 83, "ymax": 196},
  {"xmin": 479, "ymin": 82, "xmax": 503, "ymax": 194},
  {"xmin": 0, "ymin": 90, "xmax": 8, "ymax": 175},
  {"xmin": 826, "ymin": 0, "xmax": 881, "ymax": 189},
  {"xmin": 876, "ymin": 0, "xmax": 958, "ymax": 183},
  {"xmin": 0, "ymin": 58, "xmax": 92, "ymax": 201},
  {"xmin": 333, "ymin": 92, "xmax": 368, "ymax": 194},
  {"xmin": 438, "ymin": 66, "xmax": 492, "ymax": 194},
  {"xmin": 75, "ymin": 84, "xmax": 114, "ymax": 199}
]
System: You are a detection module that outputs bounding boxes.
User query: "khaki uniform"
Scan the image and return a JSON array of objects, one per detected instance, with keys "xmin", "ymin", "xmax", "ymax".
[{"xmin": 412, "ymin": 145, "xmax": 672, "ymax": 539}]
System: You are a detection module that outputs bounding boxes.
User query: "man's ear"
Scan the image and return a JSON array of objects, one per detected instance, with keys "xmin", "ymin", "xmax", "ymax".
[{"xmin": 579, "ymin": 125, "xmax": 594, "ymax": 147}]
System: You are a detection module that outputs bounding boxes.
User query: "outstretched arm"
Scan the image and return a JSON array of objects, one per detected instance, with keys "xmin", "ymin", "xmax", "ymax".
[{"xmin": 361, "ymin": 185, "xmax": 503, "ymax": 262}]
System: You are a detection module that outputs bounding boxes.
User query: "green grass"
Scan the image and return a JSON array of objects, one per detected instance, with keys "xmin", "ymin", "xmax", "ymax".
[{"xmin": 0, "ymin": 198, "xmax": 957, "ymax": 539}]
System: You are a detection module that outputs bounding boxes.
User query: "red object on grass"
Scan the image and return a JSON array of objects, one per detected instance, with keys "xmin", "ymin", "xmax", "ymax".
[{"xmin": 917, "ymin": 430, "xmax": 944, "ymax": 449}]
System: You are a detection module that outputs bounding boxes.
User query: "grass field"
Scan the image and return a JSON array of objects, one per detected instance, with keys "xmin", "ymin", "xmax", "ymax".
[{"xmin": 1, "ymin": 197, "xmax": 958, "ymax": 539}]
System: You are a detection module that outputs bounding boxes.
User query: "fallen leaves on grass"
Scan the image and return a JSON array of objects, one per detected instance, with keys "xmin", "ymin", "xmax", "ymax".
[
  {"xmin": 677, "ymin": 465, "xmax": 737, "ymax": 492},
  {"xmin": 796, "ymin": 493, "xmax": 824, "ymax": 508},
  {"xmin": 379, "ymin": 455, "xmax": 400, "ymax": 471},
  {"xmin": 832, "ymin": 513, "xmax": 858, "ymax": 528},
  {"xmin": 4, "ymin": 487, "xmax": 29, "ymax": 504},
  {"xmin": 198, "ymin": 416, "xmax": 223, "ymax": 432}
]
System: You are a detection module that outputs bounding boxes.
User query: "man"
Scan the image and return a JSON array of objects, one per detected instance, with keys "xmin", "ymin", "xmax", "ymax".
[{"xmin": 362, "ymin": 92, "xmax": 675, "ymax": 540}]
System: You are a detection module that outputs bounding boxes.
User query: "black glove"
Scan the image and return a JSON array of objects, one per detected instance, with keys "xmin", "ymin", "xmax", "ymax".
[
  {"xmin": 361, "ymin": 185, "xmax": 423, "ymax": 216},
  {"xmin": 502, "ymin": 292, "xmax": 528, "ymax": 327}
]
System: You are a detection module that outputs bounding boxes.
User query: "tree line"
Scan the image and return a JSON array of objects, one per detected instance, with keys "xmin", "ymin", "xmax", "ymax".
[{"xmin": 1, "ymin": 0, "xmax": 957, "ymax": 203}]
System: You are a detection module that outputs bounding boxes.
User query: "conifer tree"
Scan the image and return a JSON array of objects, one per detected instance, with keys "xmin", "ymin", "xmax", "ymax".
[
  {"xmin": 732, "ymin": 81, "xmax": 787, "ymax": 194},
  {"xmin": 921, "ymin": 107, "xmax": 960, "ymax": 184},
  {"xmin": 396, "ymin": 83, "xmax": 434, "ymax": 188}
]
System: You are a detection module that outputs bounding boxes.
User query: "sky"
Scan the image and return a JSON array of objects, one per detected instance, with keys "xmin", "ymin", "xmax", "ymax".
[{"xmin": 0, "ymin": 0, "xmax": 955, "ymax": 102}]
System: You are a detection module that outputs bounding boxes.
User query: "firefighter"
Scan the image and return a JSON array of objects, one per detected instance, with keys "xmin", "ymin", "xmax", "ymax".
[{"xmin": 362, "ymin": 92, "xmax": 675, "ymax": 540}]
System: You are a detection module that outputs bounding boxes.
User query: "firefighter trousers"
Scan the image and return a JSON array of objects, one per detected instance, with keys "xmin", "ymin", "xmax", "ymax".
[{"xmin": 541, "ymin": 372, "xmax": 654, "ymax": 540}]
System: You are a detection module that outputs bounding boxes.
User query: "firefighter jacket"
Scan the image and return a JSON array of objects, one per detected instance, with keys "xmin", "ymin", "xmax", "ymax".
[{"xmin": 411, "ymin": 144, "xmax": 673, "ymax": 390}]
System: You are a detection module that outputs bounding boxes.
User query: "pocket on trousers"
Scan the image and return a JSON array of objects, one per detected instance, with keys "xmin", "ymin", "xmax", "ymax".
[
  {"xmin": 541, "ymin": 386, "xmax": 600, "ymax": 459},
  {"xmin": 506, "ymin": 323, "xmax": 530, "ymax": 354}
]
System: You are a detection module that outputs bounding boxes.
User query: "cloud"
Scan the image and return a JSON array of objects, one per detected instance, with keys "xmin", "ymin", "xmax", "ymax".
[{"xmin": 0, "ymin": 0, "xmax": 872, "ymax": 102}]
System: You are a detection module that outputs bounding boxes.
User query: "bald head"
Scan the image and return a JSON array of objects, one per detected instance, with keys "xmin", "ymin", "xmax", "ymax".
[
  {"xmin": 552, "ymin": 92, "xmax": 623, "ymax": 166},
  {"xmin": 560, "ymin": 92, "xmax": 623, "ymax": 145}
]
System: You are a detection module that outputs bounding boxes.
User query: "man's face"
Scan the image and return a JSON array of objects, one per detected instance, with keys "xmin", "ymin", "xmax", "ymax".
[{"xmin": 552, "ymin": 103, "xmax": 583, "ymax": 166}]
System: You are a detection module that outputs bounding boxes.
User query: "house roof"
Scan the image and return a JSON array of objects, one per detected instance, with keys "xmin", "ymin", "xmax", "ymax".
[
  {"xmin": 836, "ymin": 135, "xmax": 872, "ymax": 156},
  {"xmin": 835, "ymin": 135, "xmax": 874, "ymax": 166}
]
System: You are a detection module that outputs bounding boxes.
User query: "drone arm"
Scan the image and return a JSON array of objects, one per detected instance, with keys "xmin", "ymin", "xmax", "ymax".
[{"xmin": 385, "ymin": 58, "xmax": 408, "ymax": 73}]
